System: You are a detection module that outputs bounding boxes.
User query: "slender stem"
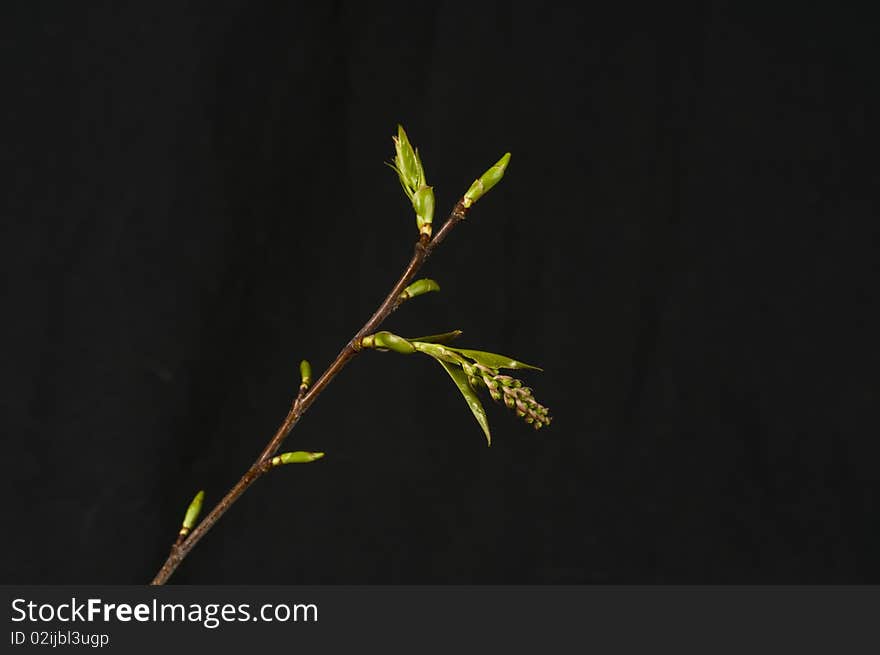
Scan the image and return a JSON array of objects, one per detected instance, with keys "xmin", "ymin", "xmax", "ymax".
[{"xmin": 150, "ymin": 201, "xmax": 468, "ymax": 585}]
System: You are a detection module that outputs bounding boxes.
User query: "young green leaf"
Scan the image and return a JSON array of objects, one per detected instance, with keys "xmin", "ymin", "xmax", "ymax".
[
  {"xmin": 406, "ymin": 330, "xmax": 463, "ymax": 344},
  {"xmin": 446, "ymin": 348, "xmax": 542, "ymax": 371},
  {"xmin": 392, "ymin": 125, "xmax": 423, "ymax": 193},
  {"xmin": 435, "ymin": 358, "xmax": 492, "ymax": 446},
  {"xmin": 385, "ymin": 160, "xmax": 413, "ymax": 199}
]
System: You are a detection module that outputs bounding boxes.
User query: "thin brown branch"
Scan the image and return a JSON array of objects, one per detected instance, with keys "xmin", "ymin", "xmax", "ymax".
[{"xmin": 150, "ymin": 201, "xmax": 468, "ymax": 585}]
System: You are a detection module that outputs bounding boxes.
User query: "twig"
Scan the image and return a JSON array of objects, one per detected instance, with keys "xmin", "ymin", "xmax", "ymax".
[{"xmin": 150, "ymin": 201, "xmax": 468, "ymax": 585}]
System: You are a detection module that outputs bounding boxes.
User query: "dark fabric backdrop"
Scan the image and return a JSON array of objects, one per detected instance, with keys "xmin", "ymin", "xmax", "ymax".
[{"xmin": 2, "ymin": 2, "xmax": 877, "ymax": 583}]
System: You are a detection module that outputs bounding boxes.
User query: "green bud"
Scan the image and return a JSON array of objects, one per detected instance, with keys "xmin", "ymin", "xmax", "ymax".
[
  {"xmin": 462, "ymin": 152, "xmax": 511, "ymax": 208},
  {"xmin": 181, "ymin": 490, "xmax": 205, "ymax": 532},
  {"xmin": 299, "ymin": 359, "xmax": 312, "ymax": 390},
  {"xmin": 412, "ymin": 185, "xmax": 435, "ymax": 237},
  {"xmin": 392, "ymin": 125, "xmax": 424, "ymax": 196},
  {"xmin": 400, "ymin": 278, "xmax": 440, "ymax": 301},
  {"xmin": 372, "ymin": 331, "xmax": 416, "ymax": 355},
  {"xmin": 272, "ymin": 451, "xmax": 325, "ymax": 466}
]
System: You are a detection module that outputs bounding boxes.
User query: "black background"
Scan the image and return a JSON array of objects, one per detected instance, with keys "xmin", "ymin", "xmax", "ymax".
[{"xmin": 2, "ymin": 2, "xmax": 877, "ymax": 583}]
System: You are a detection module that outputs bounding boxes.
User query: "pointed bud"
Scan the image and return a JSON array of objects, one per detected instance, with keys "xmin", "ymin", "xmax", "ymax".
[
  {"xmin": 299, "ymin": 360, "xmax": 312, "ymax": 391},
  {"xmin": 412, "ymin": 185, "xmax": 435, "ymax": 237},
  {"xmin": 400, "ymin": 278, "xmax": 440, "ymax": 301},
  {"xmin": 392, "ymin": 125, "xmax": 423, "ymax": 195},
  {"xmin": 271, "ymin": 451, "xmax": 325, "ymax": 466},
  {"xmin": 179, "ymin": 490, "xmax": 205, "ymax": 537},
  {"xmin": 462, "ymin": 152, "xmax": 511, "ymax": 208}
]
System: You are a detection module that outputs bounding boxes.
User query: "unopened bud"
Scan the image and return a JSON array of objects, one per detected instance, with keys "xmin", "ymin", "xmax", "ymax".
[
  {"xmin": 299, "ymin": 359, "xmax": 312, "ymax": 391},
  {"xmin": 362, "ymin": 331, "xmax": 416, "ymax": 355},
  {"xmin": 400, "ymin": 278, "xmax": 440, "ymax": 301},
  {"xmin": 412, "ymin": 185, "xmax": 435, "ymax": 237},
  {"xmin": 179, "ymin": 490, "xmax": 205, "ymax": 537},
  {"xmin": 271, "ymin": 451, "xmax": 325, "ymax": 466},
  {"xmin": 462, "ymin": 152, "xmax": 511, "ymax": 208}
]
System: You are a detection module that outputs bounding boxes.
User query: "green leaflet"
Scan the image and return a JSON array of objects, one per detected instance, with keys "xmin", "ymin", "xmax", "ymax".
[
  {"xmin": 384, "ymin": 161, "xmax": 413, "ymax": 200},
  {"xmin": 406, "ymin": 330, "xmax": 463, "ymax": 344},
  {"xmin": 446, "ymin": 348, "xmax": 542, "ymax": 371},
  {"xmin": 413, "ymin": 147, "xmax": 425, "ymax": 186},
  {"xmin": 393, "ymin": 125, "xmax": 423, "ymax": 192},
  {"xmin": 435, "ymin": 358, "xmax": 492, "ymax": 446}
]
